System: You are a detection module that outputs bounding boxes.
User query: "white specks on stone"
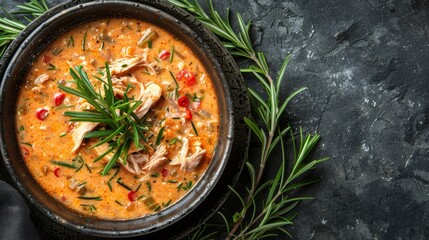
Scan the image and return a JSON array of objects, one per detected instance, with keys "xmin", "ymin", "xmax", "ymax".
[
  {"xmin": 306, "ymin": 50, "xmax": 316, "ymax": 60},
  {"xmin": 370, "ymin": 27, "xmax": 387, "ymax": 44},
  {"xmin": 329, "ymin": 67, "xmax": 355, "ymax": 80},
  {"xmin": 321, "ymin": 218, "xmax": 328, "ymax": 225},
  {"xmin": 361, "ymin": 143, "xmax": 369, "ymax": 152}
]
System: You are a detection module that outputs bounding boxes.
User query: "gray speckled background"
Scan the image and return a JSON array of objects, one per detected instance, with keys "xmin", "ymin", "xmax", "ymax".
[
  {"xmin": 1, "ymin": 0, "xmax": 429, "ymax": 239},
  {"xmin": 212, "ymin": 0, "xmax": 429, "ymax": 239}
]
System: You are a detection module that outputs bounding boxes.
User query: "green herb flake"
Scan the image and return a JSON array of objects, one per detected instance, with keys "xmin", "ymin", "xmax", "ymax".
[
  {"xmin": 116, "ymin": 177, "xmax": 132, "ymax": 191},
  {"xmin": 47, "ymin": 63, "xmax": 57, "ymax": 70},
  {"xmin": 170, "ymin": 45, "xmax": 175, "ymax": 63},
  {"xmin": 52, "ymin": 48, "xmax": 63, "ymax": 56},
  {"xmin": 67, "ymin": 36, "xmax": 74, "ymax": 47},
  {"xmin": 82, "ymin": 31, "xmax": 87, "ymax": 51},
  {"xmin": 50, "ymin": 160, "xmax": 76, "ymax": 169},
  {"xmin": 162, "ymin": 199, "xmax": 172, "ymax": 207},
  {"xmin": 20, "ymin": 142, "xmax": 32, "ymax": 147},
  {"xmin": 78, "ymin": 196, "xmax": 102, "ymax": 201},
  {"xmin": 146, "ymin": 181, "xmax": 152, "ymax": 192},
  {"xmin": 191, "ymin": 121, "xmax": 198, "ymax": 136},
  {"xmin": 155, "ymin": 127, "xmax": 165, "ymax": 145}
]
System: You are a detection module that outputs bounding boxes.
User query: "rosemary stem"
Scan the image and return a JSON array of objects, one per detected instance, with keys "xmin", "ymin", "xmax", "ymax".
[{"xmin": 227, "ymin": 53, "xmax": 279, "ymax": 240}]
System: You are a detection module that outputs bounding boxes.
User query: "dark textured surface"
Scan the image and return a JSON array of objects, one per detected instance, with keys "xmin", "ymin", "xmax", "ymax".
[{"xmin": 1, "ymin": 0, "xmax": 429, "ymax": 239}]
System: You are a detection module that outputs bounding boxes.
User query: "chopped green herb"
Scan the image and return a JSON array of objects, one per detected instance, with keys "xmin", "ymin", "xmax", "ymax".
[
  {"xmin": 155, "ymin": 57, "xmax": 161, "ymax": 63},
  {"xmin": 114, "ymin": 200, "xmax": 123, "ymax": 206},
  {"xmin": 121, "ymin": 64, "xmax": 128, "ymax": 68},
  {"xmin": 52, "ymin": 48, "xmax": 63, "ymax": 56},
  {"xmin": 170, "ymin": 138, "xmax": 182, "ymax": 145},
  {"xmin": 156, "ymin": 127, "xmax": 165, "ymax": 145},
  {"xmin": 170, "ymin": 45, "xmax": 175, "ymax": 63},
  {"xmin": 20, "ymin": 142, "xmax": 32, "ymax": 147},
  {"xmin": 177, "ymin": 182, "xmax": 183, "ymax": 192},
  {"xmin": 135, "ymin": 183, "xmax": 142, "ymax": 192},
  {"xmin": 169, "ymin": 70, "xmax": 179, "ymax": 88},
  {"xmin": 158, "ymin": 117, "xmax": 166, "ymax": 127},
  {"xmin": 59, "ymin": 132, "xmax": 67, "ymax": 137},
  {"xmin": 82, "ymin": 31, "xmax": 87, "ymax": 51},
  {"xmin": 151, "ymin": 172, "xmax": 160, "ymax": 178},
  {"xmin": 81, "ymin": 204, "xmax": 97, "ymax": 212},
  {"xmin": 47, "ymin": 63, "xmax": 57, "ymax": 70},
  {"xmin": 107, "ymin": 181, "xmax": 112, "ymax": 191},
  {"xmin": 116, "ymin": 177, "xmax": 132, "ymax": 191},
  {"xmin": 50, "ymin": 160, "xmax": 76, "ymax": 169},
  {"xmin": 191, "ymin": 121, "xmax": 198, "ymax": 136},
  {"xmin": 54, "ymin": 104, "xmax": 74, "ymax": 110},
  {"xmin": 168, "ymin": 179, "xmax": 178, "ymax": 183},
  {"xmin": 97, "ymin": 67, "xmax": 105, "ymax": 76},
  {"xmin": 67, "ymin": 36, "xmax": 74, "ymax": 47},
  {"xmin": 100, "ymin": 40, "xmax": 105, "ymax": 50},
  {"xmin": 84, "ymin": 163, "xmax": 92, "ymax": 173},
  {"xmin": 183, "ymin": 180, "xmax": 193, "ymax": 190},
  {"xmin": 19, "ymin": 125, "xmax": 25, "ymax": 132},
  {"xmin": 148, "ymin": 39, "xmax": 152, "ymax": 49},
  {"xmin": 137, "ymin": 194, "xmax": 146, "ymax": 200},
  {"xmin": 192, "ymin": 93, "xmax": 203, "ymax": 102},
  {"xmin": 146, "ymin": 181, "xmax": 152, "ymax": 192},
  {"xmin": 78, "ymin": 196, "xmax": 102, "ymax": 201},
  {"xmin": 162, "ymin": 199, "xmax": 172, "ymax": 207}
]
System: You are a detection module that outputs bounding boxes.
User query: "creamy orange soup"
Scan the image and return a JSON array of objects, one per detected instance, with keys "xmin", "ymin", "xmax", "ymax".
[{"xmin": 15, "ymin": 18, "xmax": 219, "ymax": 219}]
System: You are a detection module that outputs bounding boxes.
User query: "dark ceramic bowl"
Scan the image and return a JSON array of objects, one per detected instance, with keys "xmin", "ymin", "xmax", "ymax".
[{"xmin": 0, "ymin": 0, "xmax": 250, "ymax": 238}]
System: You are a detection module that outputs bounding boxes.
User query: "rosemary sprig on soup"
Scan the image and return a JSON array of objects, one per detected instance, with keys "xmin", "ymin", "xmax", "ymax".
[{"xmin": 15, "ymin": 18, "xmax": 220, "ymax": 219}]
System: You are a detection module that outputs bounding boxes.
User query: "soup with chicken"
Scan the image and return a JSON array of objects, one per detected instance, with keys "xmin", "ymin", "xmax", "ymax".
[{"xmin": 15, "ymin": 18, "xmax": 219, "ymax": 219}]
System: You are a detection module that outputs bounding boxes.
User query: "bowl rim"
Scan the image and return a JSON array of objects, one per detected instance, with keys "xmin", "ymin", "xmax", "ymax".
[{"xmin": 0, "ymin": 0, "xmax": 250, "ymax": 238}]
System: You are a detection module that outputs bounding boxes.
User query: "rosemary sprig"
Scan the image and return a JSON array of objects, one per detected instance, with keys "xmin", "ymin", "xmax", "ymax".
[
  {"xmin": 58, "ymin": 63, "xmax": 149, "ymax": 176},
  {"xmin": 0, "ymin": 0, "xmax": 48, "ymax": 57},
  {"xmin": 169, "ymin": 0, "xmax": 328, "ymax": 239}
]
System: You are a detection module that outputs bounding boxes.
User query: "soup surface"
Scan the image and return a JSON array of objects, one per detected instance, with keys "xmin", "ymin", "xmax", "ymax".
[{"xmin": 15, "ymin": 18, "xmax": 219, "ymax": 219}]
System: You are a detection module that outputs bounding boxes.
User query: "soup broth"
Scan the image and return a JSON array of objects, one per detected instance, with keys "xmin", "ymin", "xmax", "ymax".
[{"xmin": 15, "ymin": 18, "xmax": 219, "ymax": 219}]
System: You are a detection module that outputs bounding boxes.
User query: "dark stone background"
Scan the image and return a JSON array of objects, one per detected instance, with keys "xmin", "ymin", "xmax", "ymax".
[{"xmin": 1, "ymin": 0, "xmax": 429, "ymax": 239}]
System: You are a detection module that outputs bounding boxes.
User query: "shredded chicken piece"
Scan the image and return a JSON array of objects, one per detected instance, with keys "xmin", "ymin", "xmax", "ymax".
[
  {"xmin": 170, "ymin": 138, "xmax": 189, "ymax": 166},
  {"xmin": 124, "ymin": 153, "xmax": 149, "ymax": 175},
  {"xmin": 34, "ymin": 73, "xmax": 50, "ymax": 84},
  {"xmin": 143, "ymin": 144, "xmax": 168, "ymax": 171},
  {"xmin": 135, "ymin": 83, "xmax": 162, "ymax": 118},
  {"xmin": 170, "ymin": 138, "xmax": 206, "ymax": 172},
  {"xmin": 124, "ymin": 144, "xmax": 167, "ymax": 174},
  {"xmin": 109, "ymin": 55, "xmax": 147, "ymax": 76},
  {"xmin": 71, "ymin": 122, "xmax": 98, "ymax": 153},
  {"xmin": 181, "ymin": 146, "xmax": 206, "ymax": 172},
  {"xmin": 31, "ymin": 74, "xmax": 50, "ymax": 92}
]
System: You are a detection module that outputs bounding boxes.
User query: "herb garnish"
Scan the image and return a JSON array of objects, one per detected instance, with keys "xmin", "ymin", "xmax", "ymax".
[
  {"xmin": 116, "ymin": 177, "xmax": 132, "ymax": 191},
  {"xmin": 47, "ymin": 63, "xmax": 56, "ymax": 70},
  {"xmin": 51, "ymin": 160, "xmax": 76, "ymax": 169},
  {"xmin": 1, "ymin": 1, "xmax": 328, "ymax": 238},
  {"xmin": 169, "ymin": 0, "xmax": 328, "ymax": 238},
  {"xmin": 58, "ymin": 63, "xmax": 149, "ymax": 176},
  {"xmin": 0, "ymin": 0, "xmax": 48, "ymax": 57},
  {"xmin": 82, "ymin": 31, "xmax": 87, "ymax": 51},
  {"xmin": 78, "ymin": 196, "xmax": 102, "ymax": 201}
]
